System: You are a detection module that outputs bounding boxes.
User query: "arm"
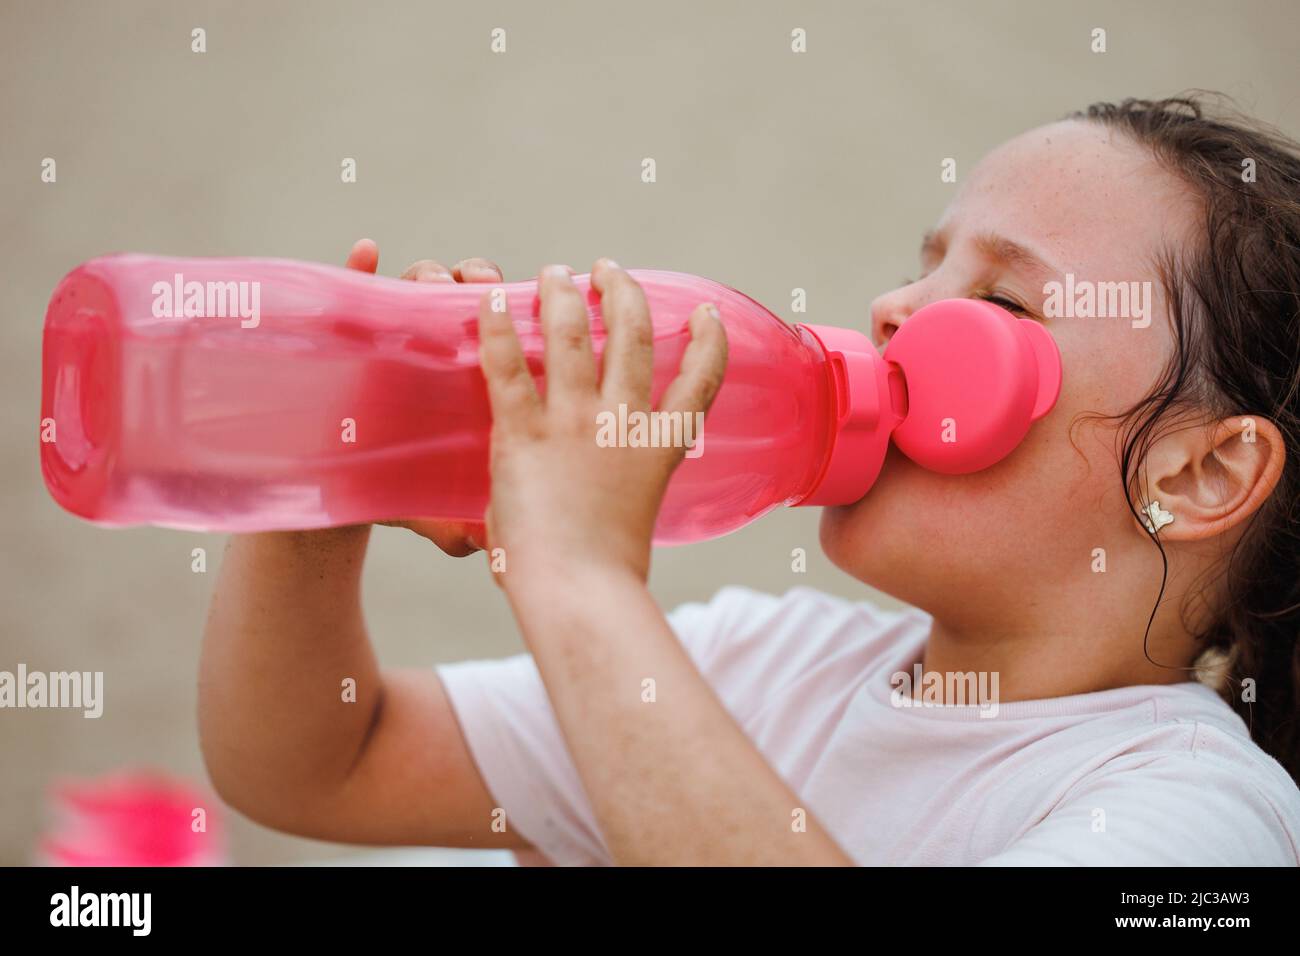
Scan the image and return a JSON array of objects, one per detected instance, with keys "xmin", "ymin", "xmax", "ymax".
[
  {"xmin": 198, "ymin": 243, "xmax": 525, "ymax": 849},
  {"xmin": 478, "ymin": 261, "xmax": 854, "ymax": 865},
  {"xmin": 506, "ymin": 570, "xmax": 851, "ymax": 865}
]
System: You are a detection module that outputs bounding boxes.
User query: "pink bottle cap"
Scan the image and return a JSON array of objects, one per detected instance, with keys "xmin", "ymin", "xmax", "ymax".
[
  {"xmin": 795, "ymin": 299, "xmax": 1061, "ymax": 506},
  {"xmin": 884, "ymin": 299, "xmax": 1061, "ymax": 474}
]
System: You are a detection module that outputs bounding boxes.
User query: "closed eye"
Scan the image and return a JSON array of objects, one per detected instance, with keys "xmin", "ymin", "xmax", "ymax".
[{"xmin": 976, "ymin": 290, "xmax": 1038, "ymax": 320}]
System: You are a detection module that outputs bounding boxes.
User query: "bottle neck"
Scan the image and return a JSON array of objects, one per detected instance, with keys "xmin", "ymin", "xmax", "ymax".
[{"xmin": 792, "ymin": 323, "xmax": 905, "ymax": 507}]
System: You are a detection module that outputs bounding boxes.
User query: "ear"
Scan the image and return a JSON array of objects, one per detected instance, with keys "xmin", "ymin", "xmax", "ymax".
[{"xmin": 1140, "ymin": 415, "xmax": 1286, "ymax": 541}]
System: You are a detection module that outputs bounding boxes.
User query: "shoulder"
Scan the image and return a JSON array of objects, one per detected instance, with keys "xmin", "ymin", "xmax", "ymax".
[
  {"xmin": 1129, "ymin": 690, "xmax": 1300, "ymax": 848},
  {"xmin": 988, "ymin": 713, "xmax": 1300, "ymax": 865},
  {"xmin": 1168, "ymin": 720, "xmax": 1300, "ymax": 859}
]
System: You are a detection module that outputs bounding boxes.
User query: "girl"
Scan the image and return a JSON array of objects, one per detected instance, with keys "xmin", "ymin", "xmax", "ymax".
[{"xmin": 199, "ymin": 96, "xmax": 1300, "ymax": 865}]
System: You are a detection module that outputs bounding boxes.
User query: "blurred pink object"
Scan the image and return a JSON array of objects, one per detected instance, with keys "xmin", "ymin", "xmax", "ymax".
[{"xmin": 38, "ymin": 770, "xmax": 227, "ymax": 867}]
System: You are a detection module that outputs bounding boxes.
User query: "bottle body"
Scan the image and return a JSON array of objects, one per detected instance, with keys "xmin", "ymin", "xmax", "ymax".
[{"xmin": 41, "ymin": 256, "xmax": 837, "ymax": 543}]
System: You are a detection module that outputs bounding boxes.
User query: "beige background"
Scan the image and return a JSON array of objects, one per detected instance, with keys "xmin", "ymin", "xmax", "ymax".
[{"xmin": 1, "ymin": 0, "xmax": 1297, "ymax": 865}]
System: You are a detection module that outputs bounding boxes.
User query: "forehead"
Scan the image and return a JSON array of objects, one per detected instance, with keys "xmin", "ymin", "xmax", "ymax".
[{"xmin": 940, "ymin": 120, "xmax": 1199, "ymax": 275}]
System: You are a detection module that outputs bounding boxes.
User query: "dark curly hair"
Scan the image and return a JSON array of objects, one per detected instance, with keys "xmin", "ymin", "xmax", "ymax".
[{"xmin": 1071, "ymin": 94, "xmax": 1300, "ymax": 783}]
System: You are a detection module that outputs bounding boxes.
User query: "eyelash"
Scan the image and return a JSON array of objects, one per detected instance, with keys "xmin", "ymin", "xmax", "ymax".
[
  {"xmin": 901, "ymin": 277, "xmax": 1032, "ymax": 318},
  {"xmin": 977, "ymin": 291, "xmax": 1029, "ymax": 316}
]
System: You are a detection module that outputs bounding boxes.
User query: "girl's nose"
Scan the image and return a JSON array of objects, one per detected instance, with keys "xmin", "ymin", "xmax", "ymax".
[
  {"xmin": 871, "ymin": 269, "xmax": 962, "ymax": 346},
  {"xmin": 870, "ymin": 289, "xmax": 916, "ymax": 347}
]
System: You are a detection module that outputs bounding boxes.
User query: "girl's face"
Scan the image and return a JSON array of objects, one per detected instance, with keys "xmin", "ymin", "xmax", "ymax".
[{"xmin": 821, "ymin": 120, "xmax": 1201, "ymax": 626}]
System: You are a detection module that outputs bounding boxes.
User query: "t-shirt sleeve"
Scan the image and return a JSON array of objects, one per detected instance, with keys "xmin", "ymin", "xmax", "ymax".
[
  {"xmin": 979, "ymin": 746, "xmax": 1300, "ymax": 867},
  {"xmin": 434, "ymin": 587, "xmax": 774, "ymax": 866},
  {"xmin": 435, "ymin": 652, "xmax": 605, "ymax": 865}
]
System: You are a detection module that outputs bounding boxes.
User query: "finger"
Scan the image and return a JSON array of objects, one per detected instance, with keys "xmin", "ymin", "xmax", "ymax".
[
  {"xmin": 477, "ymin": 288, "xmax": 542, "ymax": 432},
  {"xmin": 432, "ymin": 520, "xmax": 486, "ymax": 557},
  {"xmin": 591, "ymin": 258, "xmax": 654, "ymax": 406},
  {"xmin": 400, "ymin": 259, "xmax": 455, "ymax": 283},
  {"xmin": 345, "ymin": 238, "xmax": 379, "ymax": 273},
  {"xmin": 537, "ymin": 264, "xmax": 599, "ymax": 407},
  {"xmin": 437, "ymin": 538, "xmax": 479, "ymax": 558},
  {"xmin": 453, "ymin": 257, "xmax": 506, "ymax": 284},
  {"xmin": 658, "ymin": 303, "xmax": 728, "ymax": 423},
  {"xmin": 460, "ymin": 521, "xmax": 489, "ymax": 552}
]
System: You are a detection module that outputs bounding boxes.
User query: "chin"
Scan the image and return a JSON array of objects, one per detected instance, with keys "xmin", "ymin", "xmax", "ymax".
[
  {"xmin": 818, "ymin": 498, "xmax": 908, "ymax": 591},
  {"xmin": 819, "ymin": 500, "xmax": 950, "ymax": 614},
  {"xmin": 817, "ymin": 504, "xmax": 852, "ymax": 570},
  {"xmin": 817, "ymin": 458, "xmax": 974, "ymax": 605},
  {"xmin": 819, "ymin": 447, "xmax": 917, "ymax": 562}
]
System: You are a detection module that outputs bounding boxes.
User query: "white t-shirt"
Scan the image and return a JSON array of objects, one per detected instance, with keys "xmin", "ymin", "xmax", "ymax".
[{"xmin": 436, "ymin": 587, "xmax": 1300, "ymax": 866}]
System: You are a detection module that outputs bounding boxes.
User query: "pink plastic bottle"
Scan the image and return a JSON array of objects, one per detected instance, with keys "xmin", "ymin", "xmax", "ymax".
[{"xmin": 40, "ymin": 255, "xmax": 1061, "ymax": 544}]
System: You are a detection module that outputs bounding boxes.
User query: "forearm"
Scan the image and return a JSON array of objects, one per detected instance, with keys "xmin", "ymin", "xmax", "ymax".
[
  {"xmin": 505, "ymin": 568, "xmax": 853, "ymax": 866},
  {"xmin": 198, "ymin": 526, "xmax": 381, "ymax": 819}
]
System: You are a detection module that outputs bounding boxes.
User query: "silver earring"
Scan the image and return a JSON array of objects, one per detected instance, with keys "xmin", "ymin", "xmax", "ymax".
[{"xmin": 1141, "ymin": 501, "xmax": 1175, "ymax": 534}]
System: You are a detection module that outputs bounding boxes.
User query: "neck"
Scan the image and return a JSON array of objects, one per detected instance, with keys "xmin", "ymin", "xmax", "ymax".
[{"xmin": 917, "ymin": 582, "xmax": 1201, "ymax": 703}]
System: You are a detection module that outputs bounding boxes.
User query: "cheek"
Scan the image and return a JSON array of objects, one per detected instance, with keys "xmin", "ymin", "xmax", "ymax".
[{"xmin": 819, "ymin": 411, "xmax": 1120, "ymax": 595}]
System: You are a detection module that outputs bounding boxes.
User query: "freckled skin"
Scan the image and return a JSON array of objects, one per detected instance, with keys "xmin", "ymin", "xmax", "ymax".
[{"xmin": 821, "ymin": 121, "xmax": 1212, "ymax": 692}]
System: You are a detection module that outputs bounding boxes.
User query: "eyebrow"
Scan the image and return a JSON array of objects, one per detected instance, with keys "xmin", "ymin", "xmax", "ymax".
[
  {"xmin": 921, "ymin": 229, "xmax": 1061, "ymax": 280},
  {"xmin": 920, "ymin": 230, "xmax": 945, "ymax": 261}
]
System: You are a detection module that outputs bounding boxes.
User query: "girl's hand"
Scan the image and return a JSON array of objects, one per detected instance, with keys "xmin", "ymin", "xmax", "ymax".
[
  {"xmin": 477, "ymin": 259, "xmax": 727, "ymax": 584},
  {"xmin": 344, "ymin": 238, "xmax": 501, "ymax": 556}
]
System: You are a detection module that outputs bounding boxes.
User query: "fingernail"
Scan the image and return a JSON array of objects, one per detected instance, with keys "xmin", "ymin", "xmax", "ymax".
[
  {"xmin": 705, "ymin": 304, "xmax": 720, "ymax": 320},
  {"xmin": 543, "ymin": 264, "xmax": 569, "ymax": 279},
  {"xmin": 601, "ymin": 257, "xmax": 620, "ymax": 269}
]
